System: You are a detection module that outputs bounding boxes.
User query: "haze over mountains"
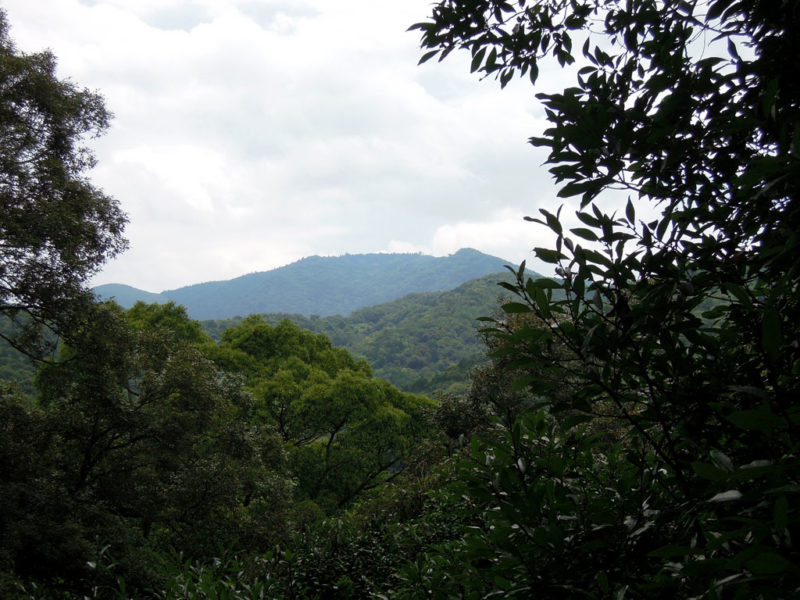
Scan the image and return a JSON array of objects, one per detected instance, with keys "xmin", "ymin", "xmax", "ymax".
[{"xmin": 94, "ymin": 248, "xmax": 518, "ymax": 320}]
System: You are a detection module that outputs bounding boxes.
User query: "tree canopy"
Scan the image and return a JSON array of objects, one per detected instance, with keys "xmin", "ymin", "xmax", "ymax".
[
  {"xmin": 0, "ymin": 10, "xmax": 126, "ymax": 353},
  {"xmin": 212, "ymin": 316, "xmax": 435, "ymax": 513},
  {"xmin": 407, "ymin": 0, "xmax": 800, "ymax": 597},
  {"xmin": 2, "ymin": 2, "xmax": 799, "ymax": 597}
]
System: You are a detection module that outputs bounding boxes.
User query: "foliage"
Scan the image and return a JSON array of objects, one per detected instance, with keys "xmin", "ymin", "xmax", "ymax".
[
  {"xmin": 212, "ymin": 316, "xmax": 436, "ymax": 514},
  {"xmin": 10, "ymin": 0, "xmax": 800, "ymax": 596},
  {"xmin": 410, "ymin": 0, "xmax": 800, "ymax": 597},
  {"xmin": 1, "ymin": 8, "xmax": 453, "ymax": 598},
  {"xmin": 1, "ymin": 303, "xmax": 293, "ymax": 595},
  {"xmin": 0, "ymin": 11, "xmax": 126, "ymax": 356},
  {"xmin": 0, "ymin": 315, "xmax": 38, "ymax": 395},
  {"xmin": 125, "ymin": 300, "xmax": 212, "ymax": 345},
  {"xmin": 201, "ymin": 271, "xmax": 520, "ymax": 395}
]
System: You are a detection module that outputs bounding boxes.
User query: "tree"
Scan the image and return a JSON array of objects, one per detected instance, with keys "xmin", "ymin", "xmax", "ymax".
[
  {"xmin": 0, "ymin": 302, "xmax": 294, "ymax": 594},
  {"xmin": 216, "ymin": 316, "xmax": 435, "ymax": 513},
  {"xmin": 411, "ymin": 1, "xmax": 800, "ymax": 597},
  {"xmin": 0, "ymin": 11, "xmax": 127, "ymax": 354},
  {"xmin": 126, "ymin": 300, "xmax": 212, "ymax": 345}
]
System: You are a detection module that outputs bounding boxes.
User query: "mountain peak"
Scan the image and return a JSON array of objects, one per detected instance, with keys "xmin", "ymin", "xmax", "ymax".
[{"xmin": 94, "ymin": 249, "xmax": 514, "ymax": 319}]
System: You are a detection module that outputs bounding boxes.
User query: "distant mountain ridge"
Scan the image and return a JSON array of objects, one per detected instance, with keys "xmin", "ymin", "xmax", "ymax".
[{"xmin": 94, "ymin": 248, "xmax": 517, "ymax": 319}]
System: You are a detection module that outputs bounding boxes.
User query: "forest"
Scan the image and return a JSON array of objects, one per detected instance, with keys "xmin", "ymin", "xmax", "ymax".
[
  {"xmin": 199, "ymin": 271, "xmax": 520, "ymax": 395},
  {"xmin": 1, "ymin": 270, "xmax": 515, "ymax": 398},
  {"xmin": 1, "ymin": 1, "xmax": 799, "ymax": 598}
]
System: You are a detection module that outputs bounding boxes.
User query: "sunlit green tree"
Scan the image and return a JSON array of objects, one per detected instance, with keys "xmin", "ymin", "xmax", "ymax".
[{"xmin": 218, "ymin": 317, "xmax": 435, "ymax": 513}]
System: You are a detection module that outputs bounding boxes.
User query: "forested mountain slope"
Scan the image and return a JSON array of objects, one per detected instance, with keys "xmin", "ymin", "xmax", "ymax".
[
  {"xmin": 202, "ymin": 270, "xmax": 521, "ymax": 394},
  {"xmin": 94, "ymin": 248, "xmax": 514, "ymax": 319},
  {"xmin": 0, "ymin": 315, "xmax": 39, "ymax": 395}
]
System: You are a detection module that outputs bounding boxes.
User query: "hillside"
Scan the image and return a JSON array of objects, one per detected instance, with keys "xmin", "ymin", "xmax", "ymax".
[
  {"xmin": 202, "ymin": 270, "xmax": 521, "ymax": 395},
  {"xmin": 90, "ymin": 284, "xmax": 170, "ymax": 306},
  {"xmin": 0, "ymin": 315, "xmax": 38, "ymax": 395},
  {"xmin": 94, "ymin": 248, "xmax": 514, "ymax": 320},
  {"xmin": 3, "ymin": 270, "xmax": 530, "ymax": 398}
]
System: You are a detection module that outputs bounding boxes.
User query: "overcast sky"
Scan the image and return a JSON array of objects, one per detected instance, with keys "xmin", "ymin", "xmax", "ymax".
[{"xmin": 4, "ymin": 0, "xmax": 578, "ymax": 292}]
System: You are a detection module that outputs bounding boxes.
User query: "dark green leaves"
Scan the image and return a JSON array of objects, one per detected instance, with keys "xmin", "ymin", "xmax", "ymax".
[
  {"xmin": 418, "ymin": 49, "xmax": 439, "ymax": 64},
  {"xmin": 625, "ymin": 197, "xmax": 635, "ymax": 224},
  {"xmin": 409, "ymin": 0, "xmax": 800, "ymax": 596},
  {"xmin": 470, "ymin": 46, "xmax": 487, "ymax": 72},
  {"xmin": 534, "ymin": 248, "xmax": 565, "ymax": 264},
  {"xmin": 761, "ymin": 307, "xmax": 783, "ymax": 362},
  {"xmin": 571, "ymin": 227, "xmax": 599, "ymax": 241},
  {"xmin": 0, "ymin": 12, "xmax": 127, "ymax": 350}
]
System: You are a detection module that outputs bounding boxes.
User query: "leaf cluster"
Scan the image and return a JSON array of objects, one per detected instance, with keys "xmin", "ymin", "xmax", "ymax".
[{"xmin": 409, "ymin": 0, "xmax": 800, "ymax": 597}]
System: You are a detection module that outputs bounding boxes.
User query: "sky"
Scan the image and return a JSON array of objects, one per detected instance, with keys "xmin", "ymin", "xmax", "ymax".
[{"xmin": 3, "ymin": 0, "xmax": 578, "ymax": 292}]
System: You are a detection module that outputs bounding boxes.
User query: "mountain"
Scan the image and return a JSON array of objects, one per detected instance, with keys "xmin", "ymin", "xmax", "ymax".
[
  {"xmin": 201, "ymin": 270, "xmax": 523, "ymax": 395},
  {"xmin": 94, "ymin": 248, "xmax": 516, "ymax": 320},
  {"xmin": 90, "ymin": 284, "xmax": 170, "ymax": 307}
]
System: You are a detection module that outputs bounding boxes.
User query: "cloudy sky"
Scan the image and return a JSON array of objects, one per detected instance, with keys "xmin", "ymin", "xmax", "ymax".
[{"xmin": 4, "ymin": 0, "xmax": 576, "ymax": 292}]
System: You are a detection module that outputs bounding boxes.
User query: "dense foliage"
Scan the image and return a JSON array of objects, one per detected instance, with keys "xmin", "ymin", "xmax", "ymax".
[
  {"xmin": 405, "ymin": 0, "xmax": 800, "ymax": 597},
  {"xmin": 0, "ymin": 14, "xmax": 436, "ymax": 596},
  {"xmin": 208, "ymin": 315, "xmax": 435, "ymax": 513},
  {"xmin": 3, "ymin": 1, "xmax": 799, "ymax": 598},
  {"xmin": 1, "ymin": 302, "xmax": 436, "ymax": 597},
  {"xmin": 0, "ymin": 11, "xmax": 127, "ymax": 357},
  {"xmin": 2, "ymin": 272, "xmax": 520, "ymax": 398},
  {"xmin": 0, "ymin": 315, "xmax": 37, "ymax": 394}
]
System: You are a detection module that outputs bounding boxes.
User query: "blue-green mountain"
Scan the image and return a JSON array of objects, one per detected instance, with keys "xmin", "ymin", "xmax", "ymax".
[{"xmin": 94, "ymin": 248, "xmax": 516, "ymax": 320}]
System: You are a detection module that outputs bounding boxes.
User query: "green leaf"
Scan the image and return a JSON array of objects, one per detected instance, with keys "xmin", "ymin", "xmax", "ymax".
[
  {"xmin": 692, "ymin": 461, "xmax": 728, "ymax": 482},
  {"xmin": 728, "ymin": 407, "xmax": 784, "ymax": 433},
  {"xmin": 528, "ymin": 61, "xmax": 539, "ymax": 84},
  {"xmin": 557, "ymin": 180, "xmax": 594, "ymax": 199},
  {"xmin": 532, "ymin": 286, "xmax": 551, "ymax": 318},
  {"xmin": 534, "ymin": 248, "xmax": 565, "ymax": 264},
  {"xmin": 596, "ymin": 571, "xmax": 609, "ymax": 594},
  {"xmin": 571, "ymin": 227, "xmax": 599, "ymax": 241},
  {"xmin": 724, "ymin": 283, "xmax": 751, "ymax": 306},
  {"xmin": 745, "ymin": 551, "xmax": 796, "ymax": 574},
  {"xmin": 529, "ymin": 277, "xmax": 561, "ymax": 290},
  {"xmin": 774, "ymin": 495, "xmax": 788, "ymax": 534},
  {"xmin": 656, "ymin": 214, "xmax": 671, "ymax": 240},
  {"xmin": 580, "ymin": 249, "xmax": 612, "ymax": 268},
  {"xmin": 625, "ymin": 197, "xmax": 635, "ymax": 224},
  {"xmin": 539, "ymin": 208, "xmax": 563, "ymax": 234},
  {"xmin": 486, "ymin": 47, "xmax": 498, "ymax": 70},
  {"xmin": 706, "ymin": 0, "xmax": 732, "ymax": 21},
  {"xmin": 470, "ymin": 47, "xmax": 487, "ymax": 73},
  {"xmin": 529, "ymin": 136, "xmax": 552, "ymax": 147},
  {"xmin": 710, "ymin": 449, "xmax": 735, "ymax": 473},
  {"xmin": 708, "ymin": 489, "xmax": 742, "ymax": 502},
  {"xmin": 761, "ymin": 307, "xmax": 782, "ymax": 360},
  {"xmin": 576, "ymin": 211, "xmax": 601, "ymax": 227},
  {"xmin": 727, "ymin": 39, "xmax": 740, "ymax": 60},
  {"xmin": 502, "ymin": 302, "xmax": 532, "ymax": 314},
  {"xmin": 418, "ymin": 49, "xmax": 439, "ymax": 65}
]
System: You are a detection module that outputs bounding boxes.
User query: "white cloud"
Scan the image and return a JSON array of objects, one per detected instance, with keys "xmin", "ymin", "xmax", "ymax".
[
  {"xmin": 2, "ymin": 0, "xmax": 578, "ymax": 291},
  {"xmin": 397, "ymin": 208, "xmax": 557, "ymax": 276}
]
